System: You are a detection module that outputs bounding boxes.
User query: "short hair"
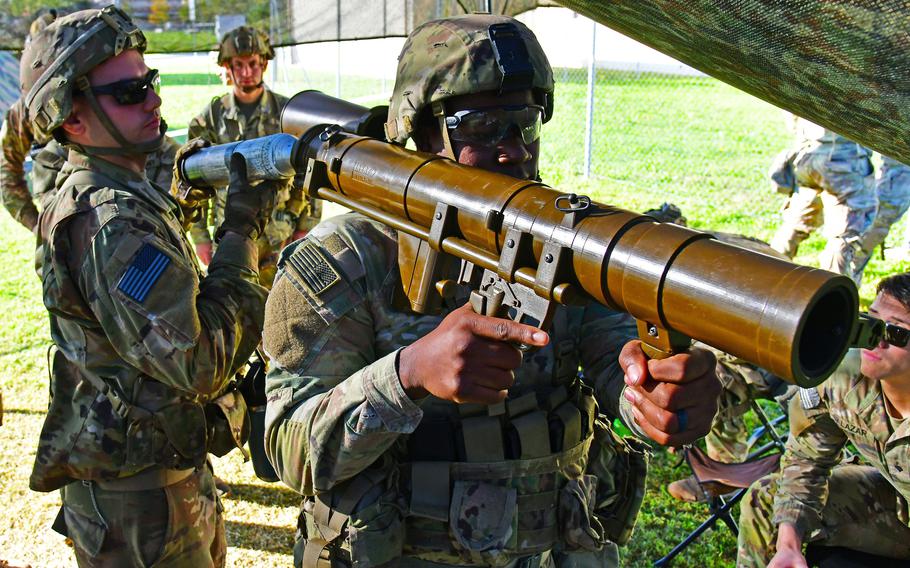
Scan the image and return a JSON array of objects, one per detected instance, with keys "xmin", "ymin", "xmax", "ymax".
[{"xmin": 877, "ymin": 272, "xmax": 910, "ymax": 311}]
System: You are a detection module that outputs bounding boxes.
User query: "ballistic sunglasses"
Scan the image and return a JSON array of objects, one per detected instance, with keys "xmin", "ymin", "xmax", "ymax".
[
  {"xmin": 90, "ymin": 69, "xmax": 160, "ymax": 105},
  {"xmin": 445, "ymin": 104, "xmax": 543, "ymax": 147},
  {"xmin": 884, "ymin": 321, "xmax": 910, "ymax": 348}
]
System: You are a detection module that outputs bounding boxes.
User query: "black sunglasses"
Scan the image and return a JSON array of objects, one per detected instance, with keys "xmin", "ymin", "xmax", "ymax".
[
  {"xmin": 90, "ymin": 69, "xmax": 160, "ymax": 105},
  {"xmin": 884, "ymin": 321, "xmax": 910, "ymax": 348}
]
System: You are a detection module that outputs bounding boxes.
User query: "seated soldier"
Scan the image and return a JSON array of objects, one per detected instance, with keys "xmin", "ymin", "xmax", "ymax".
[{"xmin": 737, "ymin": 272, "xmax": 910, "ymax": 567}]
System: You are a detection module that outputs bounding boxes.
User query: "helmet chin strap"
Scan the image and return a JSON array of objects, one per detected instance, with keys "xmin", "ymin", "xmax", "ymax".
[
  {"xmin": 431, "ymin": 101, "xmax": 456, "ymax": 160},
  {"xmin": 240, "ymin": 82, "xmax": 265, "ymax": 95},
  {"xmin": 72, "ymin": 76, "xmax": 166, "ymax": 157}
]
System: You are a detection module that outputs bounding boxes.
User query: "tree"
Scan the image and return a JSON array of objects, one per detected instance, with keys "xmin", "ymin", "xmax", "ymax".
[{"xmin": 149, "ymin": 0, "xmax": 169, "ymax": 26}]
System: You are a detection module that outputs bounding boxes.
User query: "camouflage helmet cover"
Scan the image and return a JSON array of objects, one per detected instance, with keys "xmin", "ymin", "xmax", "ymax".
[
  {"xmin": 385, "ymin": 14, "xmax": 554, "ymax": 144},
  {"xmin": 28, "ymin": 9, "xmax": 57, "ymax": 41},
  {"xmin": 217, "ymin": 26, "xmax": 275, "ymax": 66},
  {"xmin": 19, "ymin": 5, "xmax": 146, "ymax": 140}
]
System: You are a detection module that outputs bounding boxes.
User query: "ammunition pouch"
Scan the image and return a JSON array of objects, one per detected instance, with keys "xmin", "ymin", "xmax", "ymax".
[
  {"xmin": 299, "ymin": 384, "xmax": 618, "ymax": 567},
  {"xmin": 46, "ymin": 347, "xmax": 250, "ymax": 477},
  {"xmin": 120, "ymin": 379, "xmax": 250, "ymax": 470},
  {"xmin": 585, "ymin": 416, "xmax": 649, "ymax": 546},
  {"xmin": 206, "ymin": 389, "xmax": 251, "ymax": 459}
]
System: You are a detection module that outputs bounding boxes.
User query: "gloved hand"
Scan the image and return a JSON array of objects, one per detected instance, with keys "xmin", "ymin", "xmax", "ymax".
[
  {"xmin": 216, "ymin": 153, "xmax": 279, "ymax": 242},
  {"xmin": 171, "ymin": 138, "xmax": 215, "ymax": 227}
]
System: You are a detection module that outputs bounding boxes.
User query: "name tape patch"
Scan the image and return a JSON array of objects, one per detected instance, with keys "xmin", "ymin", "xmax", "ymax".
[{"xmin": 117, "ymin": 243, "xmax": 171, "ymax": 303}]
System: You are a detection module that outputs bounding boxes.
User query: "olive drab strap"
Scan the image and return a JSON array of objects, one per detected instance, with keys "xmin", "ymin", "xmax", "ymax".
[{"xmin": 432, "ymin": 101, "xmax": 456, "ymax": 160}]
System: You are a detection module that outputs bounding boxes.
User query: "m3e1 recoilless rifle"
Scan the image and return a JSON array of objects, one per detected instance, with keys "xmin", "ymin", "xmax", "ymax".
[{"xmin": 178, "ymin": 90, "xmax": 883, "ymax": 388}]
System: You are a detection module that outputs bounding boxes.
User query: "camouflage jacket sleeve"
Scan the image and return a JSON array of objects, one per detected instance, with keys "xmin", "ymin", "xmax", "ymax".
[
  {"xmin": 187, "ymin": 103, "xmax": 218, "ymax": 245},
  {"xmin": 771, "ymin": 388, "xmax": 847, "ymax": 536},
  {"xmin": 263, "ymin": 224, "xmax": 424, "ymax": 496},
  {"xmin": 0, "ymin": 101, "xmax": 39, "ymax": 231},
  {"xmin": 577, "ymin": 303, "xmax": 640, "ymax": 432},
  {"xmin": 72, "ymin": 208, "xmax": 267, "ymax": 398}
]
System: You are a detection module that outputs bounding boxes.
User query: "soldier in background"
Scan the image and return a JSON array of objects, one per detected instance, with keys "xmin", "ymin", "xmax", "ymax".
[
  {"xmin": 853, "ymin": 155, "xmax": 910, "ymax": 278},
  {"xmin": 769, "ymin": 116, "xmax": 877, "ymax": 285},
  {"xmin": 20, "ymin": 7, "xmax": 274, "ymax": 565},
  {"xmin": 0, "ymin": 11, "xmax": 58, "ymax": 231},
  {"xmin": 263, "ymin": 15, "xmax": 721, "ymax": 568},
  {"xmin": 188, "ymin": 25, "xmax": 320, "ymax": 285},
  {"xmin": 737, "ymin": 272, "xmax": 910, "ymax": 567}
]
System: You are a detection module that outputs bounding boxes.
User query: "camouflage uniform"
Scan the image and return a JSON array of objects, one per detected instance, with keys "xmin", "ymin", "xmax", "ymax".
[
  {"xmin": 188, "ymin": 90, "xmax": 319, "ymax": 286},
  {"xmin": 263, "ymin": 214, "xmax": 648, "ymax": 568},
  {"xmin": 854, "ymin": 155, "xmax": 910, "ymax": 277},
  {"xmin": 770, "ymin": 117, "xmax": 877, "ymax": 283},
  {"xmin": 22, "ymin": 7, "xmax": 268, "ymax": 566},
  {"xmin": 0, "ymin": 97, "xmax": 179, "ymax": 230},
  {"xmin": 37, "ymin": 149, "xmax": 265, "ymax": 566},
  {"xmin": 737, "ymin": 350, "xmax": 910, "ymax": 566},
  {"xmin": 700, "ymin": 349, "xmax": 793, "ymax": 463}
]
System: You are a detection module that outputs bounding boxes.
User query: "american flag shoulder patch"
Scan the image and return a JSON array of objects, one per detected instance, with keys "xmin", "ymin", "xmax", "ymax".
[{"xmin": 117, "ymin": 243, "xmax": 171, "ymax": 303}]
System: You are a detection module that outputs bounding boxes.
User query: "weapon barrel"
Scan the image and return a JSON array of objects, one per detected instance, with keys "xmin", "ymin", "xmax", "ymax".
[{"xmin": 300, "ymin": 129, "xmax": 857, "ymax": 387}]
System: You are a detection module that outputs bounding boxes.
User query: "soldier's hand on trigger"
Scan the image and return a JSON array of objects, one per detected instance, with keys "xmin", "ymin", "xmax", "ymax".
[
  {"xmin": 218, "ymin": 153, "xmax": 279, "ymax": 241},
  {"xmin": 171, "ymin": 137, "xmax": 214, "ymax": 227},
  {"xmin": 619, "ymin": 341, "xmax": 720, "ymax": 447},
  {"xmin": 397, "ymin": 303, "xmax": 549, "ymax": 404}
]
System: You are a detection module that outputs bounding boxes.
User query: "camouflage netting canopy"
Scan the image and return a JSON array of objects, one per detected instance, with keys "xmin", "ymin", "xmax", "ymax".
[
  {"xmin": 559, "ymin": 1, "xmax": 910, "ymax": 167},
  {"xmin": 0, "ymin": 0, "xmax": 907, "ymax": 163},
  {"xmin": 0, "ymin": 1, "xmax": 546, "ymax": 53}
]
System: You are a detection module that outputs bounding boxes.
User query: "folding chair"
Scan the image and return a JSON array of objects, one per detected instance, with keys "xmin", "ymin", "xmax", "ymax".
[{"xmin": 654, "ymin": 401, "xmax": 787, "ymax": 567}]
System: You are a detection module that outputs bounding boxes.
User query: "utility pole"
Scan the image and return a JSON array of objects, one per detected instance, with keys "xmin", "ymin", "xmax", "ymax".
[{"xmin": 583, "ymin": 20, "xmax": 597, "ymax": 178}]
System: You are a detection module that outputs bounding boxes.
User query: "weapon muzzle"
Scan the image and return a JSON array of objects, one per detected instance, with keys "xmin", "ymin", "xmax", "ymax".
[{"xmin": 178, "ymin": 133, "xmax": 302, "ymax": 188}]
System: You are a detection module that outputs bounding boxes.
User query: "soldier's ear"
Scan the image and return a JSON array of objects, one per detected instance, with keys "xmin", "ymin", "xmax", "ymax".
[
  {"xmin": 260, "ymin": 56, "xmax": 268, "ymax": 73},
  {"xmin": 60, "ymin": 102, "xmax": 88, "ymax": 140}
]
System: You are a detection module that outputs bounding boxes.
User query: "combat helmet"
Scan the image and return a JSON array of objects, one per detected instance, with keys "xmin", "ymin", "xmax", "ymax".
[
  {"xmin": 385, "ymin": 14, "xmax": 554, "ymax": 148},
  {"xmin": 20, "ymin": 5, "xmax": 164, "ymax": 155},
  {"xmin": 217, "ymin": 26, "xmax": 275, "ymax": 66}
]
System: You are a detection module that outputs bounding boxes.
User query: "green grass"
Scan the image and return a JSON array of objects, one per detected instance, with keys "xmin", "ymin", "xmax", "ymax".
[
  {"xmin": 146, "ymin": 30, "xmax": 218, "ymax": 53},
  {"xmin": 1, "ymin": 69, "xmax": 907, "ymax": 567}
]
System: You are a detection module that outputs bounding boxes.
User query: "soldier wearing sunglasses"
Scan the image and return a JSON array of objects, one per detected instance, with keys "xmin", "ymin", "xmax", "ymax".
[
  {"xmin": 738, "ymin": 272, "xmax": 910, "ymax": 567},
  {"xmin": 262, "ymin": 14, "xmax": 721, "ymax": 568},
  {"xmin": 187, "ymin": 26, "xmax": 321, "ymax": 286},
  {"xmin": 19, "ymin": 6, "xmax": 276, "ymax": 566},
  {"xmin": 1, "ymin": 13, "xmax": 179, "ymax": 234}
]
